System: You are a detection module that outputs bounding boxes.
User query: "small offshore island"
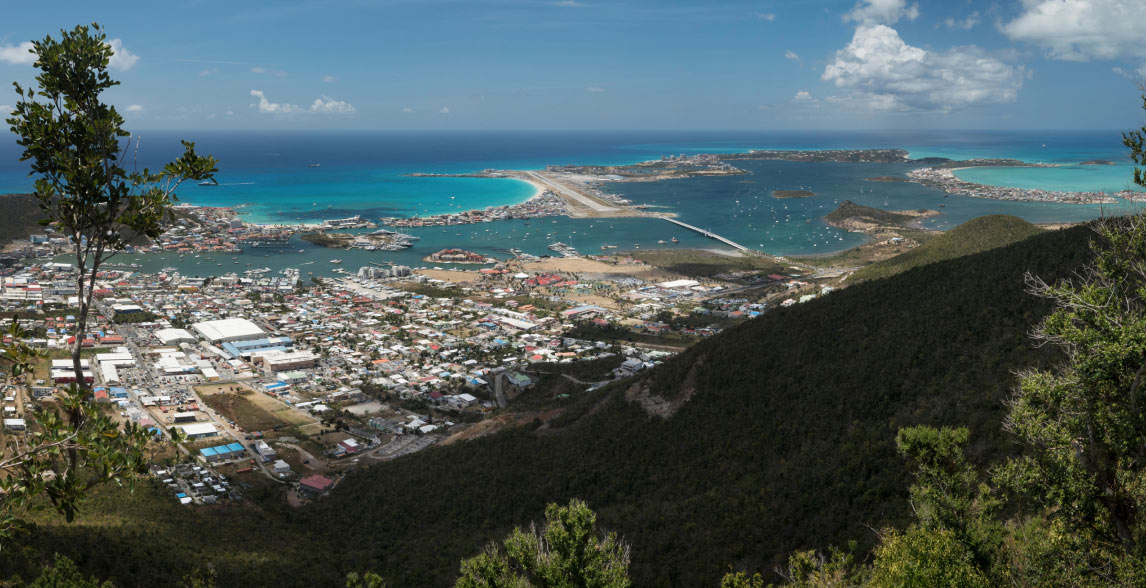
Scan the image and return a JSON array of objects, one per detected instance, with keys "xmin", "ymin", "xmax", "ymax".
[{"xmin": 772, "ymin": 190, "xmax": 816, "ymax": 198}]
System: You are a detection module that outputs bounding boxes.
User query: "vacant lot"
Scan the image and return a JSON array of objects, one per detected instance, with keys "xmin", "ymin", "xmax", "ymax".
[{"xmin": 196, "ymin": 383, "xmax": 316, "ymax": 432}]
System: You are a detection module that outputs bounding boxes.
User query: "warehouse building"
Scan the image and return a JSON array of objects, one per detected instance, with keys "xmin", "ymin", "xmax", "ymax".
[{"xmin": 191, "ymin": 318, "xmax": 266, "ymax": 344}]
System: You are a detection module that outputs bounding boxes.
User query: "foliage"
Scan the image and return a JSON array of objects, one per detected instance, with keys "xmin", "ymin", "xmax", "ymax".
[
  {"xmin": 866, "ymin": 527, "xmax": 988, "ymax": 588},
  {"xmin": 0, "ymin": 23, "xmax": 212, "ymax": 542},
  {"xmin": 455, "ymin": 499, "xmax": 630, "ymax": 588},
  {"xmin": 345, "ymin": 571, "xmax": 386, "ymax": 588},
  {"xmin": 23, "ymin": 555, "xmax": 114, "ymax": 588},
  {"xmin": 994, "ymin": 215, "xmax": 1146, "ymax": 567},
  {"xmin": 894, "ymin": 426, "xmax": 1000, "ymax": 562}
]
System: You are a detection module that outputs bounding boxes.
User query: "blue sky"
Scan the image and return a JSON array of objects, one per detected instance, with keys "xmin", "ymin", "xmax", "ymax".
[{"xmin": 1, "ymin": 0, "xmax": 1145, "ymax": 130}]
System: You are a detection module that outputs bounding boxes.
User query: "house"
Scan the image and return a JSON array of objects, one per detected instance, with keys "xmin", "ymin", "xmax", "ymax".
[
  {"xmin": 619, "ymin": 358, "xmax": 645, "ymax": 375},
  {"xmin": 298, "ymin": 474, "xmax": 334, "ymax": 497},
  {"xmin": 273, "ymin": 459, "xmax": 291, "ymax": 474},
  {"xmin": 254, "ymin": 440, "xmax": 276, "ymax": 462}
]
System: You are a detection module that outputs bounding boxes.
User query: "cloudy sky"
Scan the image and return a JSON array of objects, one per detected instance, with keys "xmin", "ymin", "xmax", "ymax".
[{"xmin": 1, "ymin": 0, "xmax": 1144, "ymax": 130}]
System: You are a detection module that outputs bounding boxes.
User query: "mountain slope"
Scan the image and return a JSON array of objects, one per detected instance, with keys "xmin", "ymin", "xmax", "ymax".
[
  {"xmin": 1, "ymin": 221, "xmax": 1099, "ymax": 587},
  {"xmin": 851, "ymin": 214, "xmax": 1045, "ymax": 283}
]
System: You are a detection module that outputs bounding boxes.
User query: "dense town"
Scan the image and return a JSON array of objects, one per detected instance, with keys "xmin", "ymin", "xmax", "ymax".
[{"xmin": 0, "ymin": 219, "xmax": 828, "ymax": 507}]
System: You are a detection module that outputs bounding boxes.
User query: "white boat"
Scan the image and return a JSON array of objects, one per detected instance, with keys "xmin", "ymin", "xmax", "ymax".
[{"xmin": 330, "ymin": 259, "xmax": 342, "ymax": 264}]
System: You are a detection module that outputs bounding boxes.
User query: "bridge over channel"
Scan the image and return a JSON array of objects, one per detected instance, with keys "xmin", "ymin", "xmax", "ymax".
[{"xmin": 660, "ymin": 217, "xmax": 751, "ymax": 252}]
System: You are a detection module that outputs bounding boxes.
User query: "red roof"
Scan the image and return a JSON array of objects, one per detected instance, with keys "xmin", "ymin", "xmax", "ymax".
[{"xmin": 299, "ymin": 475, "xmax": 333, "ymax": 492}]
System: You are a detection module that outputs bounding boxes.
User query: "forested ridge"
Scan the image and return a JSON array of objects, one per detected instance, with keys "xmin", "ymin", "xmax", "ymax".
[{"xmin": 0, "ymin": 223, "xmax": 1098, "ymax": 586}]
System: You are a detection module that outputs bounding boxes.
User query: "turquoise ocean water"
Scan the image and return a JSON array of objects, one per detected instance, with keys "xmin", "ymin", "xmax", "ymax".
[{"xmin": 0, "ymin": 130, "xmax": 1139, "ymax": 276}]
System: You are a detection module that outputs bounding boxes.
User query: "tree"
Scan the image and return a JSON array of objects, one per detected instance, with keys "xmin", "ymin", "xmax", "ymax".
[
  {"xmin": 455, "ymin": 499, "xmax": 631, "ymax": 588},
  {"xmin": 0, "ymin": 23, "xmax": 217, "ymax": 539},
  {"xmin": 997, "ymin": 215, "xmax": 1146, "ymax": 559},
  {"xmin": 25, "ymin": 555, "xmax": 114, "ymax": 588},
  {"xmin": 866, "ymin": 527, "xmax": 989, "ymax": 588},
  {"xmin": 345, "ymin": 571, "xmax": 387, "ymax": 588},
  {"xmin": 894, "ymin": 426, "xmax": 1000, "ymax": 563},
  {"xmin": 7, "ymin": 22, "xmax": 217, "ymax": 395}
]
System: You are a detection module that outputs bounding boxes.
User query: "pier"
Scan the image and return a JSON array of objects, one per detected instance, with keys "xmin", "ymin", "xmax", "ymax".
[{"xmin": 660, "ymin": 217, "xmax": 751, "ymax": 252}]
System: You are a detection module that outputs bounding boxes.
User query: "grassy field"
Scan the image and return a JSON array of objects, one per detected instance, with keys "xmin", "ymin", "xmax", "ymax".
[{"xmin": 625, "ymin": 249, "xmax": 790, "ymax": 280}]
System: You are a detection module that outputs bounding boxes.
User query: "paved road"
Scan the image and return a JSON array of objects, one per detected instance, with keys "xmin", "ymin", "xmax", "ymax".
[{"xmin": 493, "ymin": 372, "xmax": 508, "ymax": 408}]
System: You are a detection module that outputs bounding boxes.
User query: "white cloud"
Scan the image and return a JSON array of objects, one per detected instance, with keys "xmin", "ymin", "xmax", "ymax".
[
  {"xmin": 554, "ymin": 0, "xmax": 581, "ymax": 6},
  {"xmin": 1113, "ymin": 65, "xmax": 1146, "ymax": 79},
  {"xmin": 199, "ymin": 68, "xmax": 217, "ymax": 77},
  {"xmin": 225, "ymin": 110, "xmax": 235, "ymax": 116},
  {"xmin": 402, "ymin": 106, "xmax": 414, "ymax": 113},
  {"xmin": 757, "ymin": 12, "xmax": 776, "ymax": 21},
  {"xmin": 844, "ymin": 0, "xmax": 918, "ymax": 25},
  {"xmin": 785, "ymin": 50, "xmax": 801, "ymax": 62},
  {"xmin": 1, "ymin": 38, "xmax": 138, "ymax": 70},
  {"xmin": 249, "ymin": 89, "xmax": 303, "ymax": 114},
  {"xmin": 793, "ymin": 90, "xmax": 817, "ymax": 102},
  {"xmin": 322, "ymin": 75, "xmax": 337, "ymax": 83},
  {"xmin": 586, "ymin": 85, "xmax": 606, "ymax": 92},
  {"xmin": 249, "ymin": 90, "xmax": 354, "ymax": 115},
  {"xmin": 822, "ymin": 24, "xmax": 1024, "ymax": 112},
  {"xmin": 251, "ymin": 66, "xmax": 287, "ymax": 76},
  {"xmin": 124, "ymin": 104, "xmax": 144, "ymax": 113},
  {"xmin": 0, "ymin": 105, "xmax": 11, "ymax": 115},
  {"xmin": 1002, "ymin": 0, "xmax": 1146, "ymax": 61},
  {"xmin": 944, "ymin": 11, "xmax": 980, "ymax": 30},
  {"xmin": 440, "ymin": 106, "xmax": 450, "ymax": 114},
  {"xmin": 0, "ymin": 41, "xmax": 34, "ymax": 65},
  {"xmin": 309, "ymin": 95, "xmax": 355, "ymax": 114},
  {"xmin": 107, "ymin": 39, "xmax": 139, "ymax": 71}
]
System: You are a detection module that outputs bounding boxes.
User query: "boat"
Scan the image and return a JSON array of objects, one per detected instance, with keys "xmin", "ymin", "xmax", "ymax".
[
  {"xmin": 299, "ymin": 249, "xmax": 305, "ymax": 253},
  {"xmin": 307, "ymin": 163, "xmax": 321, "ymax": 168},
  {"xmin": 671, "ymin": 237, "xmax": 679, "ymax": 243},
  {"xmin": 330, "ymin": 259, "xmax": 342, "ymax": 264},
  {"xmin": 657, "ymin": 240, "xmax": 666, "ymax": 244},
  {"xmin": 198, "ymin": 180, "xmax": 216, "ymax": 186}
]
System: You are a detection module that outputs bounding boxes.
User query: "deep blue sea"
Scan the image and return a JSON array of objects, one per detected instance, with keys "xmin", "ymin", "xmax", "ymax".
[{"xmin": 1, "ymin": 130, "xmax": 1141, "ymax": 276}]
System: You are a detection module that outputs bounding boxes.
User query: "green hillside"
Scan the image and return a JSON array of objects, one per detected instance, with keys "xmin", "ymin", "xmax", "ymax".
[
  {"xmin": 0, "ymin": 221, "xmax": 1098, "ymax": 587},
  {"xmin": 851, "ymin": 214, "xmax": 1046, "ymax": 283},
  {"xmin": 0, "ymin": 193, "xmax": 45, "ymax": 246}
]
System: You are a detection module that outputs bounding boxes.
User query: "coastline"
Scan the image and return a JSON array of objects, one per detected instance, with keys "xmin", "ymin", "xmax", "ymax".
[{"xmin": 907, "ymin": 166, "xmax": 1138, "ymax": 204}]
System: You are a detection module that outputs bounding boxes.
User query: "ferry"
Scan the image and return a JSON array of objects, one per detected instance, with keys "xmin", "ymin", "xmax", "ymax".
[{"xmin": 198, "ymin": 180, "xmax": 216, "ymax": 187}]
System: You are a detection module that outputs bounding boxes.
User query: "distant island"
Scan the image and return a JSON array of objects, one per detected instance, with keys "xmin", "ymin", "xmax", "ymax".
[
  {"xmin": 1080, "ymin": 160, "xmax": 1115, "ymax": 165},
  {"xmin": 865, "ymin": 176, "xmax": 909, "ymax": 182},
  {"xmin": 772, "ymin": 190, "xmax": 815, "ymax": 199}
]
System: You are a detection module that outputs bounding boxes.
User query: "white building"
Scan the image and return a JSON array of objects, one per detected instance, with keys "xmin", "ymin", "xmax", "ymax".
[
  {"xmin": 154, "ymin": 328, "xmax": 196, "ymax": 346},
  {"xmin": 178, "ymin": 422, "xmax": 218, "ymax": 439},
  {"xmin": 191, "ymin": 318, "xmax": 266, "ymax": 344}
]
